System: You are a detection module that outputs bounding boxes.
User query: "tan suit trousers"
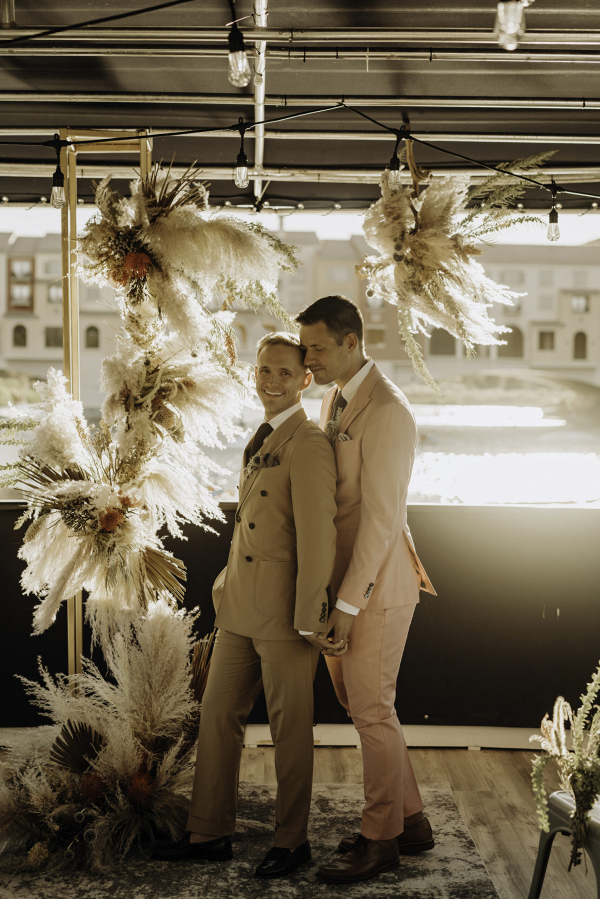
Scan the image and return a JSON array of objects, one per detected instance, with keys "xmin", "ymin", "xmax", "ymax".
[
  {"xmin": 187, "ymin": 629, "xmax": 320, "ymax": 849},
  {"xmin": 326, "ymin": 605, "xmax": 423, "ymax": 840}
]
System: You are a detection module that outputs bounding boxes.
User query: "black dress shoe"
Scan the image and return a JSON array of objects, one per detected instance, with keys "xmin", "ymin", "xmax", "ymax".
[
  {"xmin": 152, "ymin": 833, "xmax": 233, "ymax": 862},
  {"xmin": 254, "ymin": 840, "xmax": 311, "ymax": 878}
]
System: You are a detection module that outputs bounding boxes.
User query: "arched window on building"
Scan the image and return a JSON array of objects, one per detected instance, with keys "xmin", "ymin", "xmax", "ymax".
[
  {"xmin": 498, "ymin": 326, "xmax": 524, "ymax": 358},
  {"xmin": 574, "ymin": 331, "xmax": 587, "ymax": 360},
  {"xmin": 12, "ymin": 324, "xmax": 27, "ymax": 347},
  {"xmin": 85, "ymin": 325, "xmax": 100, "ymax": 348},
  {"xmin": 429, "ymin": 328, "xmax": 456, "ymax": 356}
]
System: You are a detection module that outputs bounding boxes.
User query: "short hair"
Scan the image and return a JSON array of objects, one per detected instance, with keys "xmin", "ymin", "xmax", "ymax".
[
  {"xmin": 256, "ymin": 330, "xmax": 307, "ymax": 367},
  {"xmin": 295, "ymin": 295, "xmax": 364, "ymax": 346}
]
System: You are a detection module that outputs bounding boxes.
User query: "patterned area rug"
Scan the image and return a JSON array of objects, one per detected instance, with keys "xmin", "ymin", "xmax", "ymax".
[{"xmin": 0, "ymin": 782, "xmax": 499, "ymax": 899}]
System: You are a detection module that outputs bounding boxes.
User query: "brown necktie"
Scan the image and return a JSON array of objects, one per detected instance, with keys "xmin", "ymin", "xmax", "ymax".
[
  {"xmin": 330, "ymin": 390, "xmax": 348, "ymax": 421},
  {"xmin": 249, "ymin": 422, "xmax": 273, "ymax": 457}
]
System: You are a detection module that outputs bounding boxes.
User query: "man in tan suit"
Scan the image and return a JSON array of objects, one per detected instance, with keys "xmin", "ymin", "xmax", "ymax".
[
  {"xmin": 153, "ymin": 332, "xmax": 338, "ymax": 877},
  {"xmin": 297, "ymin": 295, "xmax": 437, "ymax": 884}
]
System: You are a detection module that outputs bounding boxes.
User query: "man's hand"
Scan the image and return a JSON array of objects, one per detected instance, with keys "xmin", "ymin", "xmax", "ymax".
[
  {"xmin": 321, "ymin": 607, "xmax": 355, "ymax": 656},
  {"xmin": 302, "ymin": 632, "xmax": 345, "ymax": 654}
]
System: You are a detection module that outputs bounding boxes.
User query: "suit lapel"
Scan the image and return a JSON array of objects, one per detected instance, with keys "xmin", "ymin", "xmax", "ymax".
[
  {"xmin": 320, "ymin": 386, "xmax": 337, "ymax": 430},
  {"xmin": 337, "ymin": 364, "xmax": 383, "ymax": 435},
  {"xmin": 237, "ymin": 408, "xmax": 308, "ymax": 513}
]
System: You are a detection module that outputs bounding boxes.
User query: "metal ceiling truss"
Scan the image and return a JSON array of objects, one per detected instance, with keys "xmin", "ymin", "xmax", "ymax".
[{"xmin": 2, "ymin": 10, "xmax": 600, "ymax": 202}]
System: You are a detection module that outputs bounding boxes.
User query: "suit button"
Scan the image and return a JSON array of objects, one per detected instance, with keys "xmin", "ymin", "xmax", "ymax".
[
  {"xmin": 249, "ymin": 522, "xmax": 255, "ymax": 529},
  {"xmin": 236, "ymin": 515, "xmax": 241, "ymax": 522},
  {"xmin": 245, "ymin": 556, "xmax": 252, "ymax": 562},
  {"xmin": 260, "ymin": 490, "xmax": 267, "ymax": 497}
]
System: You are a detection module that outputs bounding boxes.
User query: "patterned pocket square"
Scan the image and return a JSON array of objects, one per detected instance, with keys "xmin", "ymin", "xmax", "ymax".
[{"xmin": 338, "ymin": 433, "xmax": 351, "ymax": 442}]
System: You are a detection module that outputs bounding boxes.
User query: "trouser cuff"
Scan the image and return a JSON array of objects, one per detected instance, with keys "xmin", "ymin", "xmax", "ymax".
[{"xmin": 186, "ymin": 812, "xmax": 232, "ymax": 837}]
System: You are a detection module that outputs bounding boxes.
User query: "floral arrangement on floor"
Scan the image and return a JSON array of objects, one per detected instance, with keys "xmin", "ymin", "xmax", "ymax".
[
  {"xmin": 0, "ymin": 602, "xmax": 214, "ymax": 873},
  {"xmin": 530, "ymin": 659, "xmax": 600, "ymax": 870},
  {"xmin": 1, "ymin": 163, "xmax": 298, "ymax": 646},
  {"xmin": 357, "ymin": 146, "xmax": 555, "ymax": 389},
  {"xmin": 0, "ymin": 163, "xmax": 299, "ymax": 872}
]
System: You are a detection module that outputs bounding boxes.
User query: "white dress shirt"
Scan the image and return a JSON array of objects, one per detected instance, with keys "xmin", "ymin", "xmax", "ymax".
[{"xmin": 264, "ymin": 400, "xmax": 303, "ymax": 432}]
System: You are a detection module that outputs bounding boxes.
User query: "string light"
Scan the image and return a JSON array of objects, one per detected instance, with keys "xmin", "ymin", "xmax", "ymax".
[
  {"xmin": 388, "ymin": 151, "xmax": 402, "ymax": 189},
  {"xmin": 40, "ymin": 196, "xmax": 48, "ymax": 204},
  {"xmin": 334, "ymin": 203, "xmax": 341, "ymax": 209},
  {"xmin": 228, "ymin": 21, "xmax": 251, "ymax": 87},
  {"xmin": 1, "ymin": 196, "xmax": 8, "ymax": 203},
  {"xmin": 495, "ymin": 0, "xmax": 534, "ymax": 51},
  {"xmin": 234, "ymin": 119, "xmax": 249, "ymax": 188},
  {"xmin": 297, "ymin": 203, "xmax": 305, "ymax": 209},
  {"xmin": 547, "ymin": 185, "xmax": 560, "ymax": 242},
  {"xmin": 50, "ymin": 163, "xmax": 66, "ymax": 208}
]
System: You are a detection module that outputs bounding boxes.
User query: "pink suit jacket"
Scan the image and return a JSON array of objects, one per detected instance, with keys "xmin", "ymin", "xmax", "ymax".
[{"xmin": 320, "ymin": 363, "xmax": 436, "ymax": 610}]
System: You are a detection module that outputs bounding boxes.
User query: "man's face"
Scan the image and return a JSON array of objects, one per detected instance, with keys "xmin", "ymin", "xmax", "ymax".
[
  {"xmin": 299, "ymin": 320, "xmax": 353, "ymax": 386},
  {"xmin": 255, "ymin": 343, "xmax": 312, "ymax": 419}
]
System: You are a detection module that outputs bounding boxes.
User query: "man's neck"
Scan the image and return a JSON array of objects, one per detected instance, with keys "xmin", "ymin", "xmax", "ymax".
[{"xmin": 335, "ymin": 355, "xmax": 369, "ymax": 391}]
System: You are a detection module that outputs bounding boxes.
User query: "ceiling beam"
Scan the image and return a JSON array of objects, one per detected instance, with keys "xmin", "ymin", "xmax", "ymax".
[
  {"xmin": 3, "ymin": 27, "xmax": 600, "ymax": 46},
  {"xmin": 1, "ymin": 128, "xmax": 599, "ymax": 145},
  {"xmin": 1, "ymin": 162, "xmax": 599, "ymax": 184},
  {"xmin": 0, "ymin": 92, "xmax": 598, "ymax": 109},
  {"xmin": 0, "ymin": 44, "xmax": 599, "ymax": 63}
]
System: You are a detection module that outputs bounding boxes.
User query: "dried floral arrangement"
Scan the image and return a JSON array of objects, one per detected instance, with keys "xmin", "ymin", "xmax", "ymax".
[
  {"xmin": 530, "ymin": 659, "xmax": 600, "ymax": 870},
  {"xmin": 0, "ymin": 602, "xmax": 214, "ymax": 873},
  {"xmin": 1, "ymin": 164, "xmax": 298, "ymax": 646},
  {"xmin": 0, "ymin": 164, "xmax": 298, "ymax": 872},
  {"xmin": 357, "ymin": 146, "xmax": 555, "ymax": 389}
]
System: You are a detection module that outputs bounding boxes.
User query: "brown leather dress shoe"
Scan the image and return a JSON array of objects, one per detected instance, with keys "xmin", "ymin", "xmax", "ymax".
[
  {"xmin": 318, "ymin": 834, "xmax": 400, "ymax": 883},
  {"xmin": 337, "ymin": 816, "xmax": 435, "ymax": 854}
]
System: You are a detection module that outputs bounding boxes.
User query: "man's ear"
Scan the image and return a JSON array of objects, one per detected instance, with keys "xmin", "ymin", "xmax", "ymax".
[
  {"xmin": 301, "ymin": 370, "xmax": 313, "ymax": 391},
  {"xmin": 346, "ymin": 332, "xmax": 359, "ymax": 352},
  {"xmin": 254, "ymin": 365, "xmax": 258, "ymax": 381}
]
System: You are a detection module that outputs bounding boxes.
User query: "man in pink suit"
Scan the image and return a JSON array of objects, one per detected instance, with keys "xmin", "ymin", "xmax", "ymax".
[{"xmin": 297, "ymin": 295, "xmax": 437, "ymax": 884}]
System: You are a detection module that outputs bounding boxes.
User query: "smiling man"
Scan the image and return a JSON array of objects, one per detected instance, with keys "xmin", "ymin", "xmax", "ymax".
[
  {"xmin": 297, "ymin": 295, "xmax": 436, "ymax": 885},
  {"xmin": 153, "ymin": 331, "xmax": 338, "ymax": 879}
]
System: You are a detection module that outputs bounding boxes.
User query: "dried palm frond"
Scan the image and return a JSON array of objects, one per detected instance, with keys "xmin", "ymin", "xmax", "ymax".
[
  {"xmin": 140, "ymin": 159, "xmax": 209, "ymax": 216},
  {"xmin": 142, "ymin": 545, "xmax": 186, "ymax": 602},
  {"xmin": 50, "ymin": 720, "xmax": 105, "ymax": 775},
  {"xmin": 191, "ymin": 630, "xmax": 216, "ymax": 704}
]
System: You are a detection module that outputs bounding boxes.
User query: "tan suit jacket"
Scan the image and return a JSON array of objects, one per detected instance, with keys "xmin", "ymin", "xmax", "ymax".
[
  {"xmin": 213, "ymin": 407, "xmax": 338, "ymax": 640},
  {"xmin": 319, "ymin": 363, "xmax": 436, "ymax": 610}
]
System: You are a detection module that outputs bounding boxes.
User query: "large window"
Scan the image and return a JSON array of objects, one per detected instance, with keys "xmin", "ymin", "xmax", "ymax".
[
  {"xmin": 571, "ymin": 295, "xmax": 590, "ymax": 313},
  {"xmin": 498, "ymin": 327, "xmax": 524, "ymax": 358},
  {"xmin": 12, "ymin": 324, "xmax": 27, "ymax": 347},
  {"xmin": 85, "ymin": 325, "xmax": 100, "ymax": 348},
  {"xmin": 45, "ymin": 327, "xmax": 63, "ymax": 348},
  {"xmin": 48, "ymin": 284, "xmax": 63, "ymax": 303},
  {"xmin": 8, "ymin": 257, "xmax": 34, "ymax": 312},
  {"xmin": 574, "ymin": 332, "xmax": 587, "ymax": 360},
  {"xmin": 430, "ymin": 328, "xmax": 456, "ymax": 356},
  {"xmin": 365, "ymin": 327, "xmax": 386, "ymax": 348},
  {"xmin": 538, "ymin": 331, "xmax": 555, "ymax": 351}
]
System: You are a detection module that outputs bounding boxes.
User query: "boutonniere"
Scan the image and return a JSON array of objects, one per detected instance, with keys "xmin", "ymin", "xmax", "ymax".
[
  {"xmin": 338, "ymin": 432, "xmax": 351, "ymax": 442},
  {"xmin": 324, "ymin": 407, "xmax": 344, "ymax": 445},
  {"xmin": 243, "ymin": 452, "xmax": 280, "ymax": 481}
]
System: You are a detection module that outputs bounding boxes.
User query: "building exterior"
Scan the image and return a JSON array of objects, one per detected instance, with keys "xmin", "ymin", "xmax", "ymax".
[
  {"xmin": 0, "ymin": 232, "xmax": 120, "ymax": 415},
  {"xmin": 1, "ymin": 232, "xmax": 599, "ymax": 418},
  {"xmin": 420, "ymin": 243, "xmax": 600, "ymax": 386}
]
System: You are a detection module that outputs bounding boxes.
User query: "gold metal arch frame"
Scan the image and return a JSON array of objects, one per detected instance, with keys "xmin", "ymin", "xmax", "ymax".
[{"xmin": 59, "ymin": 128, "xmax": 152, "ymax": 676}]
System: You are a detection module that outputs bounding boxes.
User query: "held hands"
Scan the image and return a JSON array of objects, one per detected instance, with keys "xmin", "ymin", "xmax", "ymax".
[{"xmin": 302, "ymin": 608, "xmax": 355, "ymax": 657}]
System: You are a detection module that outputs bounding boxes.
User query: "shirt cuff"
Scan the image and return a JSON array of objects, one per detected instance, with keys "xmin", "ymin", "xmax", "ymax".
[
  {"xmin": 335, "ymin": 598, "xmax": 360, "ymax": 616},
  {"xmin": 298, "ymin": 630, "xmax": 314, "ymax": 636}
]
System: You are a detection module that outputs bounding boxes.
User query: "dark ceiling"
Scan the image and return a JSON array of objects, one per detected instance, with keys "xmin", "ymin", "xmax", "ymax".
[{"xmin": 0, "ymin": 1, "xmax": 599, "ymax": 210}]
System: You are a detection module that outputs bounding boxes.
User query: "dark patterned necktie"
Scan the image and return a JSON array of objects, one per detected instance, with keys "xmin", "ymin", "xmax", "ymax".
[
  {"xmin": 250, "ymin": 422, "xmax": 273, "ymax": 457},
  {"xmin": 330, "ymin": 389, "xmax": 348, "ymax": 421}
]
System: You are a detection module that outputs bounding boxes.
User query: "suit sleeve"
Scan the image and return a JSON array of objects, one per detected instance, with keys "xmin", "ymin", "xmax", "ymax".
[
  {"xmin": 337, "ymin": 400, "xmax": 417, "ymax": 610},
  {"xmin": 290, "ymin": 429, "xmax": 338, "ymax": 633}
]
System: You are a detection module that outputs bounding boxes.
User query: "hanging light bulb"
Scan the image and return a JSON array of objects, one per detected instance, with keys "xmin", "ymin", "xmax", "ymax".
[
  {"xmin": 495, "ymin": 1, "xmax": 525, "ymax": 51},
  {"xmin": 388, "ymin": 152, "xmax": 402, "ymax": 189},
  {"xmin": 50, "ymin": 163, "xmax": 66, "ymax": 208},
  {"xmin": 547, "ymin": 191, "xmax": 560, "ymax": 242},
  {"xmin": 228, "ymin": 22, "xmax": 252, "ymax": 87},
  {"xmin": 234, "ymin": 120, "xmax": 249, "ymax": 188},
  {"xmin": 234, "ymin": 150, "xmax": 249, "ymax": 188}
]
